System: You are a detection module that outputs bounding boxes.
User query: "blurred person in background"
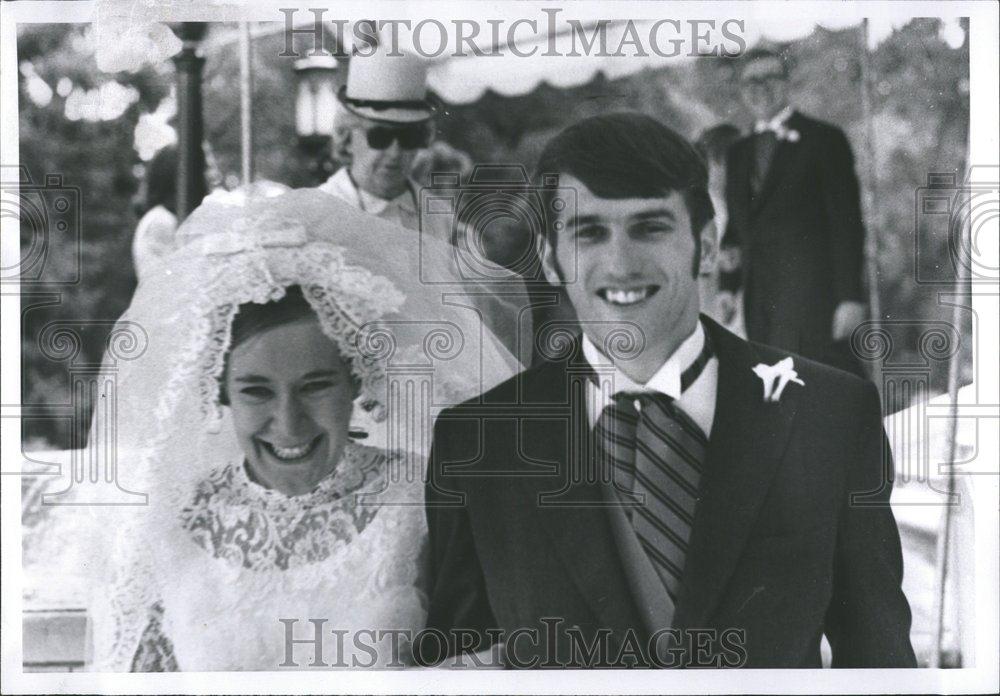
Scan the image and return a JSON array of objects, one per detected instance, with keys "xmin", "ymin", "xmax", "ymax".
[
  {"xmin": 131, "ymin": 146, "xmax": 178, "ymax": 281},
  {"xmin": 319, "ymin": 48, "xmax": 532, "ymax": 366},
  {"xmin": 319, "ymin": 49, "xmax": 435, "ymax": 236},
  {"xmin": 409, "ymin": 140, "xmax": 473, "ymax": 192},
  {"xmin": 132, "ymin": 143, "xmax": 222, "ymax": 281},
  {"xmin": 695, "ymin": 123, "xmax": 743, "ymax": 334},
  {"xmin": 719, "ymin": 47, "xmax": 868, "ymax": 377}
]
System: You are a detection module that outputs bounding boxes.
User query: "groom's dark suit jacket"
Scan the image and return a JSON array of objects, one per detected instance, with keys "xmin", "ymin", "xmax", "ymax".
[{"xmin": 424, "ymin": 318, "xmax": 915, "ymax": 668}]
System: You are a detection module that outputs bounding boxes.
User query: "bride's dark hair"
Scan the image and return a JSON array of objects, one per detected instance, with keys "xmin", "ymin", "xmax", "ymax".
[{"xmin": 229, "ymin": 285, "xmax": 315, "ymax": 354}]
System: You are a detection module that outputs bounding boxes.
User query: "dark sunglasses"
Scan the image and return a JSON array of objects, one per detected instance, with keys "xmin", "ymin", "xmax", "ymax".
[{"xmin": 365, "ymin": 125, "xmax": 431, "ymax": 150}]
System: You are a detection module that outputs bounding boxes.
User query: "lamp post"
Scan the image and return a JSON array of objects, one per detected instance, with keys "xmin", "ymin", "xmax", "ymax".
[
  {"xmin": 293, "ymin": 55, "xmax": 339, "ymax": 184},
  {"xmin": 170, "ymin": 22, "xmax": 208, "ymax": 220}
]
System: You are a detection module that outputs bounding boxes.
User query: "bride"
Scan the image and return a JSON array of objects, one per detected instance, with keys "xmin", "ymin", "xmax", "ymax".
[{"xmin": 87, "ymin": 188, "xmax": 519, "ymax": 670}]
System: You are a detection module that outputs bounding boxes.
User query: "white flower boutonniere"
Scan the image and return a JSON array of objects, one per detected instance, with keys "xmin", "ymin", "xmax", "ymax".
[
  {"xmin": 776, "ymin": 124, "xmax": 800, "ymax": 143},
  {"xmin": 752, "ymin": 357, "xmax": 805, "ymax": 403}
]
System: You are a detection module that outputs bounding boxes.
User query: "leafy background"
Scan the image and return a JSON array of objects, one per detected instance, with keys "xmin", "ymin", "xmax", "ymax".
[{"xmin": 18, "ymin": 19, "xmax": 970, "ymax": 449}]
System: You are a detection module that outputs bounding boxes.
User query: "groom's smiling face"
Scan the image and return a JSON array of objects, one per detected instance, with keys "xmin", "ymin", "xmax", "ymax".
[{"xmin": 543, "ymin": 175, "xmax": 713, "ymax": 379}]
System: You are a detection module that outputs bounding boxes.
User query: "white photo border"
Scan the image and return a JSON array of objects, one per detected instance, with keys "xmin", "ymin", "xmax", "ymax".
[{"xmin": 2, "ymin": 1, "xmax": 997, "ymax": 694}]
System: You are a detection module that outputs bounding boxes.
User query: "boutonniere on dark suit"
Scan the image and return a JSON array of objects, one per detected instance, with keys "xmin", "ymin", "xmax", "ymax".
[
  {"xmin": 424, "ymin": 317, "xmax": 916, "ymax": 668},
  {"xmin": 752, "ymin": 357, "xmax": 805, "ymax": 402}
]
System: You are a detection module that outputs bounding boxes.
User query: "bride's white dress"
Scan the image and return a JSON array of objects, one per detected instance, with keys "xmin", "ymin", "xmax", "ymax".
[
  {"xmin": 126, "ymin": 442, "xmax": 427, "ymax": 671},
  {"xmin": 80, "ymin": 187, "xmax": 520, "ymax": 671}
]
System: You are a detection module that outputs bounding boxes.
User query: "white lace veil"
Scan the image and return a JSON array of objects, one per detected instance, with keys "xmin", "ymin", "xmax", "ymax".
[{"xmin": 86, "ymin": 186, "xmax": 522, "ymax": 670}]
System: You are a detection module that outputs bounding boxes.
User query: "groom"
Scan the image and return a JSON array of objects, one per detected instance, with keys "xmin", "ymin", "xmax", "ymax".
[{"xmin": 423, "ymin": 113, "xmax": 915, "ymax": 668}]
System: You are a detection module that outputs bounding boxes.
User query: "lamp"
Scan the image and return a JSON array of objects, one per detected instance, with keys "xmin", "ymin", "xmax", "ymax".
[{"xmin": 293, "ymin": 55, "xmax": 339, "ymax": 183}]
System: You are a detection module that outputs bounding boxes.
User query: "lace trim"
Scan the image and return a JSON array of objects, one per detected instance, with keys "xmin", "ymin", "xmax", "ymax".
[
  {"xmin": 301, "ymin": 283, "xmax": 388, "ymax": 422},
  {"xmin": 179, "ymin": 443, "xmax": 389, "ymax": 571},
  {"xmin": 187, "ymin": 244, "xmax": 405, "ymax": 432},
  {"xmin": 199, "ymin": 302, "xmax": 237, "ymax": 429}
]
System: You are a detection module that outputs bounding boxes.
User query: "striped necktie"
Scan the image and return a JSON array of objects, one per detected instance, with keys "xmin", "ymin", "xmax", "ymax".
[{"xmin": 593, "ymin": 334, "xmax": 713, "ymax": 601}]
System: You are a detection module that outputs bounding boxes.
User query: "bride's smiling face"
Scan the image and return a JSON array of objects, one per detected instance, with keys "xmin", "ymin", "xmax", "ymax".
[{"xmin": 225, "ymin": 318, "xmax": 356, "ymax": 496}]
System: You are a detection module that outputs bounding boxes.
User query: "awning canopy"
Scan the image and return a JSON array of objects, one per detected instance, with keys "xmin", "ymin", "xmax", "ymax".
[
  {"xmin": 424, "ymin": 9, "xmax": 964, "ymax": 104},
  {"xmin": 95, "ymin": 5, "xmax": 965, "ymax": 105}
]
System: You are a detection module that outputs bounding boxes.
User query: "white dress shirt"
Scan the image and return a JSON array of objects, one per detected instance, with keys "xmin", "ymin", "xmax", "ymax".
[
  {"xmin": 754, "ymin": 104, "xmax": 794, "ymax": 135},
  {"xmin": 318, "ymin": 167, "xmax": 419, "ymax": 231},
  {"xmin": 581, "ymin": 322, "xmax": 718, "ymax": 437}
]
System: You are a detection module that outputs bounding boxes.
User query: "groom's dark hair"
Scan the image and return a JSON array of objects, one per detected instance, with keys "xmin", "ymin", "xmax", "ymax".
[{"xmin": 534, "ymin": 112, "xmax": 713, "ymax": 277}]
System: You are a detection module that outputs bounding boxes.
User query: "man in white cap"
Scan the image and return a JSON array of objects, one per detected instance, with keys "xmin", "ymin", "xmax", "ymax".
[{"xmin": 319, "ymin": 49, "xmax": 434, "ymax": 232}]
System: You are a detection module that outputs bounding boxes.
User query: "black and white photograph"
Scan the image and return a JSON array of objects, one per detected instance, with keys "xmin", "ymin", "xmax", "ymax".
[{"xmin": 2, "ymin": 1, "xmax": 997, "ymax": 694}]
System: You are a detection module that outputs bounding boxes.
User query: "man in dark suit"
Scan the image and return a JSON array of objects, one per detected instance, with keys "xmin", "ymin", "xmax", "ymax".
[
  {"xmin": 719, "ymin": 48, "xmax": 868, "ymax": 375},
  {"xmin": 423, "ymin": 113, "xmax": 915, "ymax": 668}
]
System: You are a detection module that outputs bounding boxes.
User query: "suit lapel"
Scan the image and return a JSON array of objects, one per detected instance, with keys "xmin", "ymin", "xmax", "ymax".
[
  {"xmin": 516, "ymin": 325, "xmax": 802, "ymax": 630},
  {"xmin": 751, "ymin": 111, "xmax": 803, "ymax": 212},
  {"xmin": 673, "ymin": 319, "xmax": 801, "ymax": 627},
  {"xmin": 518, "ymin": 344, "xmax": 643, "ymax": 629}
]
